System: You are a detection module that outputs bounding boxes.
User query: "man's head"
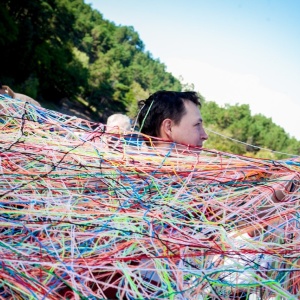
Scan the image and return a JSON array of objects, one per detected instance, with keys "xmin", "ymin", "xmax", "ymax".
[{"xmin": 137, "ymin": 90, "xmax": 208, "ymax": 147}]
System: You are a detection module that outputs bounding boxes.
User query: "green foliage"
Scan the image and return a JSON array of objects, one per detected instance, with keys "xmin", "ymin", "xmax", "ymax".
[
  {"xmin": 202, "ymin": 100, "xmax": 300, "ymax": 158},
  {"xmin": 1, "ymin": 0, "xmax": 181, "ymax": 108},
  {"xmin": 126, "ymin": 82, "xmax": 149, "ymax": 118},
  {"xmin": 0, "ymin": 4, "xmax": 18, "ymax": 46},
  {"xmin": 21, "ymin": 76, "xmax": 40, "ymax": 99},
  {"xmin": 1, "ymin": 0, "xmax": 89, "ymax": 102}
]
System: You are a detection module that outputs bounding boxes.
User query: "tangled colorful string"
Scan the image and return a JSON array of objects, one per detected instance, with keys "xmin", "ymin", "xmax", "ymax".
[{"xmin": 0, "ymin": 95, "xmax": 299, "ymax": 299}]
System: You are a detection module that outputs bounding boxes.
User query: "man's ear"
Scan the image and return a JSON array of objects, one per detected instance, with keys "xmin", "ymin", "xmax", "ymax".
[{"xmin": 160, "ymin": 119, "xmax": 172, "ymax": 139}]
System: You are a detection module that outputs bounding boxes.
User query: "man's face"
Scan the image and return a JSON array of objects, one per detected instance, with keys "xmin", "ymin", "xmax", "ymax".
[{"xmin": 170, "ymin": 100, "xmax": 208, "ymax": 147}]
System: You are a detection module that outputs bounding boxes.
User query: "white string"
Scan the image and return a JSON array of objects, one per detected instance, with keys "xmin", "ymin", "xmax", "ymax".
[{"xmin": 206, "ymin": 128, "xmax": 299, "ymax": 157}]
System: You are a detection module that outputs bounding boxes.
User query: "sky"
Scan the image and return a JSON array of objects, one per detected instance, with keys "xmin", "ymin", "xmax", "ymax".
[{"xmin": 86, "ymin": 0, "xmax": 300, "ymax": 140}]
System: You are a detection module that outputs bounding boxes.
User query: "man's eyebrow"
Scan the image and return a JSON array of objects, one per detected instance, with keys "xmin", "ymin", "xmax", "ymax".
[{"xmin": 194, "ymin": 118, "xmax": 203, "ymax": 125}]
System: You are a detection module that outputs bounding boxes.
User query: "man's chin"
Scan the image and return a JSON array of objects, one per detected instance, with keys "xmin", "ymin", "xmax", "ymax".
[
  {"xmin": 194, "ymin": 143, "xmax": 203, "ymax": 148},
  {"xmin": 186, "ymin": 144, "xmax": 203, "ymax": 152}
]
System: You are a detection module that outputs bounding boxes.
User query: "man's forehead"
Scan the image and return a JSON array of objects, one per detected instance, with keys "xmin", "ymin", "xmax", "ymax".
[{"xmin": 184, "ymin": 100, "xmax": 201, "ymax": 115}]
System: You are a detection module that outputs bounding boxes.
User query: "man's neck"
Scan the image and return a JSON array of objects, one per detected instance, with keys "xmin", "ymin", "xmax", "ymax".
[{"xmin": 151, "ymin": 141, "xmax": 201, "ymax": 155}]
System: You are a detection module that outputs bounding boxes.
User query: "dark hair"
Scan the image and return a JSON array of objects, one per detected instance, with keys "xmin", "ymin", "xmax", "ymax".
[{"xmin": 137, "ymin": 90, "xmax": 201, "ymax": 137}]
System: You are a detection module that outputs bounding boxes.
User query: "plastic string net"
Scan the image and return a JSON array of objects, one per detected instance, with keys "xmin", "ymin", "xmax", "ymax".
[{"xmin": 0, "ymin": 95, "xmax": 299, "ymax": 299}]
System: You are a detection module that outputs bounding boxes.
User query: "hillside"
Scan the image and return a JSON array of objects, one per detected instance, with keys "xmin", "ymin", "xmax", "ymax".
[{"xmin": 1, "ymin": 0, "xmax": 299, "ymax": 158}]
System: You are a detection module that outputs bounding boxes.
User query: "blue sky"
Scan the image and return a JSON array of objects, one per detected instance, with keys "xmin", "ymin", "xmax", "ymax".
[{"xmin": 86, "ymin": 0, "xmax": 300, "ymax": 140}]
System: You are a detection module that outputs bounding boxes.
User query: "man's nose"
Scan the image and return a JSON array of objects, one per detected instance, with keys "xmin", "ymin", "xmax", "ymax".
[{"xmin": 201, "ymin": 128, "xmax": 208, "ymax": 140}]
